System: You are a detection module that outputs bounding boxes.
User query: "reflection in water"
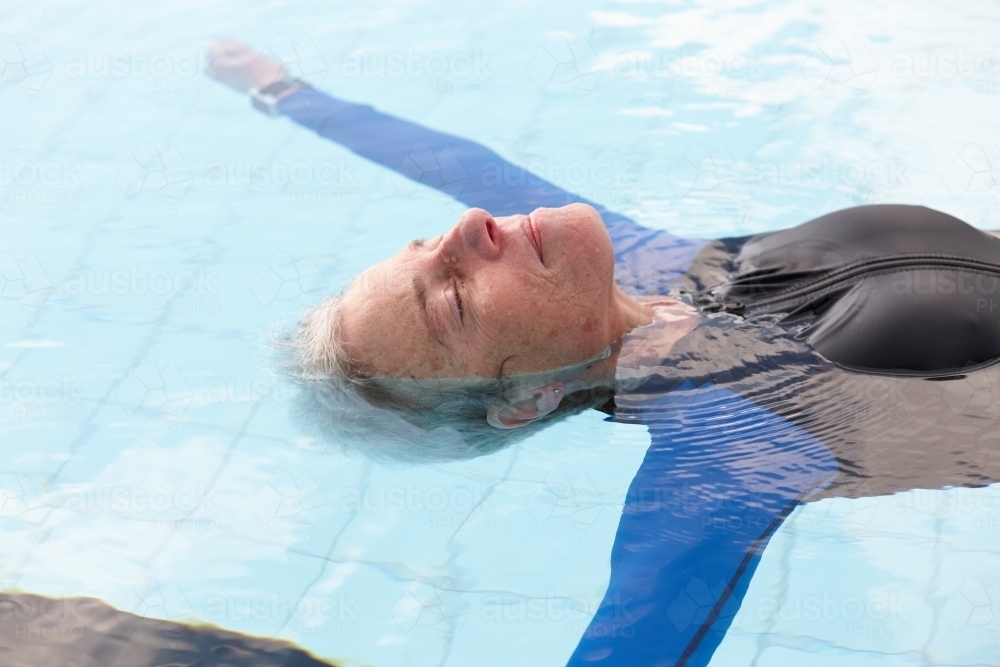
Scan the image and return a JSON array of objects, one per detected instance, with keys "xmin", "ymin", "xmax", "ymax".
[
  {"xmin": 788, "ymin": 362, "xmax": 1000, "ymax": 499},
  {"xmin": 0, "ymin": 593, "xmax": 344, "ymax": 667},
  {"xmin": 564, "ymin": 303, "xmax": 1000, "ymax": 664},
  {"xmin": 621, "ymin": 306, "xmax": 1000, "ymax": 500}
]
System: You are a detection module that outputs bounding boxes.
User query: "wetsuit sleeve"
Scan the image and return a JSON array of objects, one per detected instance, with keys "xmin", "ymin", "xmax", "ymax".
[
  {"xmin": 566, "ymin": 384, "xmax": 838, "ymax": 667},
  {"xmin": 275, "ymin": 88, "xmax": 706, "ymax": 292}
]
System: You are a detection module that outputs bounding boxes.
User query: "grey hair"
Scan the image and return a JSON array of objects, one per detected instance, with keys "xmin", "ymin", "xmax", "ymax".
[{"xmin": 277, "ymin": 294, "xmax": 615, "ymax": 464}]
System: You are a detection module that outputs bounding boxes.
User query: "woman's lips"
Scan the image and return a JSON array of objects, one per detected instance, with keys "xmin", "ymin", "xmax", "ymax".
[{"xmin": 522, "ymin": 215, "xmax": 543, "ymax": 264}]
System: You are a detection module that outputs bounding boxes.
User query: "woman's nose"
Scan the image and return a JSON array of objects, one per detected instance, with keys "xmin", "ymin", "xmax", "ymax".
[{"xmin": 439, "ymin": 208, "xmax": 501, "ymax": 262}]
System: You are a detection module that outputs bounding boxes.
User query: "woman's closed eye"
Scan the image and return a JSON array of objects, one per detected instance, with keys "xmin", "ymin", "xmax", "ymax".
[{"xmin": 446, "ymin": 280, "xmax": 464, "ymax": 324}]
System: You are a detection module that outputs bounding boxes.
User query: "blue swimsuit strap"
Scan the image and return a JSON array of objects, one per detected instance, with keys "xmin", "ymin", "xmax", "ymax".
[
  {"xmin": 276, "ymin": 88, "xmax": 707, "ymax": 293},
  {"xmin": 271, "ymin": 88, "xmax": 836, "ymax": 666}
]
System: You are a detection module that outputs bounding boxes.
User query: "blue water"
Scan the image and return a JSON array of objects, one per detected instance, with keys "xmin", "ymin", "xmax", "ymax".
[{"xmin": 2, "ymin": 0, "xmax": 1000, "ymax": 665}]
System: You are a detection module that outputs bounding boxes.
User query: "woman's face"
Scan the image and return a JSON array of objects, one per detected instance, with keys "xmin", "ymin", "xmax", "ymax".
[{"xmin": 338, "ymin": 203, "xmax": 630, "ymax": 378}]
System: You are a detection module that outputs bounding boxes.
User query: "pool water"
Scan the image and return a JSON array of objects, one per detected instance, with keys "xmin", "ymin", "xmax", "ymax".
[{"xmin": 2, "ymin": 0, "xmax": 1000, "ymax": 665}]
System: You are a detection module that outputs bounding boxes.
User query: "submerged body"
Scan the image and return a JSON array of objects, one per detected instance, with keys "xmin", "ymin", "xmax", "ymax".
[
  {"xmin": 574, "ymin": 206, "xmax": 1000, "ymax": 665},
  {"xmin": 633, "ymin": 204, "xmax": 1000, "ymax": 495}
]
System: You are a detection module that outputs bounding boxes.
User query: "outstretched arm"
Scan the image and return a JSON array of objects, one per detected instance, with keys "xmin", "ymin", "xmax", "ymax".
[
  {"xmin": 567, "ymin": 383, "xmax": 838, "ymax": 667},
  {"xmin": 206, "ymin": 39, "xmax": 707, "ymax": 292}
]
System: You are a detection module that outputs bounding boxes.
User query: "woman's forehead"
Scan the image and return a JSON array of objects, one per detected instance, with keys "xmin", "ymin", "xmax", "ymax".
[
  {"xmin": 355, "ymin": 251, "xmax": 401, "ymax": 289},
  {"xmin": 340, "ymin": 262, "xmax": 457, "ymax": 378}
]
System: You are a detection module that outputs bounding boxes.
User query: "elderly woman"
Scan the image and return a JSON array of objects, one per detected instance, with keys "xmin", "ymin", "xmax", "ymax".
[
  {"xmin": 210, "ymin": 40, "xmax": 1000, "ymax": 666},
  {"xmin": 205, "ymin": 39, "xmax": 1000, "ymax": 461}
]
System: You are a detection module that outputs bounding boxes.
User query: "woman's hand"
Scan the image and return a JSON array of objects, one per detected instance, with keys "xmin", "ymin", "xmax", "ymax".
[{"xmin": 205, "ymin": 38, "xmax": 289, "ymax": 93}]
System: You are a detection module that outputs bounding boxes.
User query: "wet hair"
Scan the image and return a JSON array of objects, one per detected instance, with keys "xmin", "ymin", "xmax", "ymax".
[{"xmin": 277, "ymin": 295, "xmax": 615, "ymax": 464}]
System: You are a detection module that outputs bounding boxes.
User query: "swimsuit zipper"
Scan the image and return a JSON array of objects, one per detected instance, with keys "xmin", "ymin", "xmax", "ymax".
[{"xmin": 730, "ymin": 253, "xmax": 1000, "ymax": 312}]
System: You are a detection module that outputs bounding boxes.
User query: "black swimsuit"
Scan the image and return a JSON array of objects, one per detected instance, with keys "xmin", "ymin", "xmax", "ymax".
[
  {"xmin": 683, "ymin": 205, "xmax": 1000, "ymax": 377},
  {"xmin": 611, "ymin": 204, "xmax": 1000, "ymax": 503}
]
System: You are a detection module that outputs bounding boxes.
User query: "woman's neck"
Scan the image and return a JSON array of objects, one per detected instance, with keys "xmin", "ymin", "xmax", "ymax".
[
  {"xmin": 561, "ymin": 296, "xmax": 702, "ymax": 396},
  {"xmin": 610, "ymin": 285, "xmax": 657, "ymax": 331},
  {"xmin": 615, "ymin": 299, "xmax": 701, "ymax": 379}
]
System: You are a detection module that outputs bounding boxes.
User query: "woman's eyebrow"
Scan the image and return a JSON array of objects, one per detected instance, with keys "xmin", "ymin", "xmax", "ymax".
[{"xmin": 408, "ymin": 239, "xmax": 426, "ymax": 250}]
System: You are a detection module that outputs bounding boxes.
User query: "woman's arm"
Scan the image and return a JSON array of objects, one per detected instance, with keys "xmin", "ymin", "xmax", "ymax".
[
  {"xmin": 207, "ymin": 39, "xmax": 708, "ymax": 292},
  {"xmin": 568, "ymin": 384, "xmax": 838, "ymax": 667}
]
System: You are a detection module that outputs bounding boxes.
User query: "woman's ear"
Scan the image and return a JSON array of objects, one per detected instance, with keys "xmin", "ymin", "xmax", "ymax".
[{"xmin": 486, "ymin": 381, "xmax": 566, "ymax": 429}]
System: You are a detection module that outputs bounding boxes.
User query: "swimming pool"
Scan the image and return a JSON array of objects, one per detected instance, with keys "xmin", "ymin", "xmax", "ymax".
[{"xmin": 2, "ymin": 0, "xmax": 1000, "ymax": 664}]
